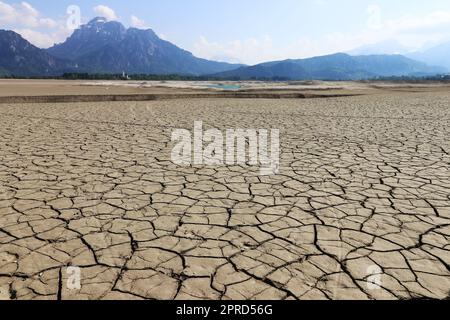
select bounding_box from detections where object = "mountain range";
[348,39,450,71]
[407,42,450,71]
[347,40,415,56]
[0,17,242,77]
[0,30,74,76]
[0,17,448,79]
[212,53,445,80]
[47,17,242,75]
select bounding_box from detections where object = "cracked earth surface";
[0,92,449,300]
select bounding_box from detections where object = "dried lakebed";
[0,92,449,300]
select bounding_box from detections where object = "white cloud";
[0,1,15,20]
[130,15,147,29]
[194,35,277,64]
[20,1,38,17]
[193,34,360,65]
[93,5,117,21]
[13,28,70,48]
[0,1,57,28]
[0,1,68,48]
[194,7,450,64]
[358,7,450,49]
[365,6,450,34]
[384,11,450,32]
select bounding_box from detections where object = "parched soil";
[0,92,449,300]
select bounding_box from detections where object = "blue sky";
[2,0,450,64]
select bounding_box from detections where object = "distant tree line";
[0,73,224,81]
[60,73,227,81]
[0,73,327,81]
[1,72,450,82]
[370,74,450,82]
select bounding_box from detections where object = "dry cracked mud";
[0,91,449,300]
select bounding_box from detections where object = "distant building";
[121,71,131,80]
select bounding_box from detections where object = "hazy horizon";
[2,0,450,64]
